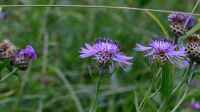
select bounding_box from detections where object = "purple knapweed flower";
[168,12,195,28]
[191,102,200,110]
[168,12,195,38]
[135,38,188,68]
[80,38,133,70]
[11,45,37,70]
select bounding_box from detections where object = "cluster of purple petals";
[135,38,189,68]
[80,38,132,70]
[11,45,37,70]
[16,45,37,60]
[80,13,196,71]
[191,102,200,110]
[168,12,195,28]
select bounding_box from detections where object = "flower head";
[135,38,188,67]
[168,12,195,37]
[0,39,16,59]
[80,38,133,70]
[168,12,195,28]
[18,45,37,60]
[11,45,37,70]
[185,34,200,63]
[191,102,200,110]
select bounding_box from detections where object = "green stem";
[89,75,103,112]
[0,68,17,82]
[54,68,84,112]
[170,86,189,112]
[159,64,193,112]
[160,64,173,99]
[134,92,141,112]
[13,74,23,111]
[145,11,169,38]
[139,67,162,110]
[171,65,191,95]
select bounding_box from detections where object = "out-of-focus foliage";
[0,0,199,112]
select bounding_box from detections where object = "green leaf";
[160,64,173,98]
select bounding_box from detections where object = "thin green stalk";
[145,11,169,38]
[170,86,189,112]
[179,0,200,42]
[171,65,191,95]
[139,67,162,110]
[169,66,193,112]
[134,92,141,112]
[89,75,103,112]
[187,62,197,85]
[0,5,200,16]
[160,64,173,99]
[159,64,193,112]
[0,68,17,82]
[41,1,52,75]
[13,65,31,111]
[54,68,84,112]
[37,98,43,112]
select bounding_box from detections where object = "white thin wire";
[0,4,200,16]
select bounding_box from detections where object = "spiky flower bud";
[185,34,200,63]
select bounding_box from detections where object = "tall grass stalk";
[89,70,103,112]
[146,11,169,38]
[54,67,84,112]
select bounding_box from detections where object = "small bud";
[11,45,37,70]
[168,12,195,37]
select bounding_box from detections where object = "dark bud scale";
[170,23,187,37]
[0,40,16,59]
[11,55,29,70]
[185,34,200,63]
[11,45,36,70]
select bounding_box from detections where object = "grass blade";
[146,11,169,38]
[53,67,84,112]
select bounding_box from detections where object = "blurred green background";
[0,0,199,112]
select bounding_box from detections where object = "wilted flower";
[185,34,200,63]
[191,102,200,110]
[135,38,188,67]
[80,38,133,70]
[0,39,16,59]
[11,45,37,70]
[168,12,195,37]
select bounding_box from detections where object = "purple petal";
[113,53,133,66]
[191,102,200,110]
[25,45,37,60]
[167,47,186,57]
[134,44,152,52]
[18,45,37,60]
[80,43,97,58]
